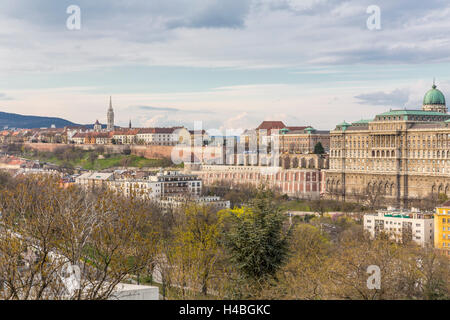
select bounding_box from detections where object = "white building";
[112,129,138,145]
[153,170,202,197]
[364,209,434,247]
[75,170,202,199]
[158,195,230,211]
[75,172,115,189]
[109,179,161,199]
[71,133,86,144]
[136,127,190,146]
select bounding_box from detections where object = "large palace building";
[326,84,450,206]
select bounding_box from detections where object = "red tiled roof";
[189,130,206,135]
[441,200,450,207]
[256,121,286,130]
[137,127,177,134]
[73,133,87,138]
[91,133,110,138]
[137,128,155,134]
[113,129,139,136]
[154,128,176,134]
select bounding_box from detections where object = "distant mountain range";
[0,111,83,129]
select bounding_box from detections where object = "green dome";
[423,84,445,105]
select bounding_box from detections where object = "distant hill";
[0,111,80,129]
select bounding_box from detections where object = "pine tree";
[223,188,290,281]
[314,142,325,154]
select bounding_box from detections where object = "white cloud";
[2,0,450,74]
[1,0,450,130]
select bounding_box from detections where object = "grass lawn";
[280,199,312,212]
[81,155,169,170]
[21,150,177,170]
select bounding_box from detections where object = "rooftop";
[77,172,114,180]
[256,121,286,130]
[423,84,446,105]
[377,109,448,117]
[352,119,372,124]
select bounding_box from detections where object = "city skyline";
[2,1,450,130]
[0,0,449,305]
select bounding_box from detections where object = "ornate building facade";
[325,84,450,206]
[190,164,325,199]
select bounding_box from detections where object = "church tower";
[107,96,114,131]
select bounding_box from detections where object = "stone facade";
[190,164,325,199]
[280,154,329,170]
[325,87,450,206]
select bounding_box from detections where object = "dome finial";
[433,78,436,89]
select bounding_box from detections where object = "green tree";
[313,142,325,154]
[264,223,331,299]
[438,193,448,204]
[172,205,222,297]
[222,188,290,282]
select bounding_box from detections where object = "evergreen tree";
[222,188,290,281]
[314,142,325,154]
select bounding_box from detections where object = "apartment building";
[364,209,434,246]
[112,129,139,145]
[74,170,203,199]
[75,172,114,189]
[153,170,202,197]
[158,195,230,211]
[136,127,190,146]
[109,179,162,199]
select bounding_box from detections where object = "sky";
[1,0,450,132]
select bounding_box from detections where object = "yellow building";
[435,200,450,256]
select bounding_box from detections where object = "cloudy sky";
[1,0,450,132]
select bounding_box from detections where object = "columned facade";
[325,85,450,206]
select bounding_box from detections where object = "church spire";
[129,119,132,129]
[107,96,115,131]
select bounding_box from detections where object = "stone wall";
[131,145,174,159]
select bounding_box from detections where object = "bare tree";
[0,175,158,300]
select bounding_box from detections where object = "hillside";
[0,111,79,129]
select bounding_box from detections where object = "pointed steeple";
[129,119,132,129]
[107,96,115,131]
